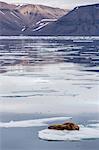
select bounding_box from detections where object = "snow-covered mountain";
[33,4,99,36]
[0,1,68,35]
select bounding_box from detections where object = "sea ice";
[0,117,71,128]
[38,123,99,141]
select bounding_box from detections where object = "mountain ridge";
[33,3,99,36]
[0,1,68,35]
[0,2,99,36]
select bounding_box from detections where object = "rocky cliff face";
[1,2,98,36]
[33,4,99,36]
[0,1,67,35]
[0,1,16,9]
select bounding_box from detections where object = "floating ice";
[38,123,99,141]
[87,123,99,128]
[0,117,71,128]
[0,75,50,97]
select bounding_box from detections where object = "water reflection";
[0,36,99,73]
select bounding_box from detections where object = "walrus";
[63,122,80,130]
[48,122,80,130]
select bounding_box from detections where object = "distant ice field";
[0,36,99,115]
[0,63,99,114]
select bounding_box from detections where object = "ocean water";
[0,36,99,149]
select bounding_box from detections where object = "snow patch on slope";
[33,23,49,31]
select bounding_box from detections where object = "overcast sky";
[1,0,99,8]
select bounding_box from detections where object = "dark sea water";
[0,36,99,150]
[0,36,99,67]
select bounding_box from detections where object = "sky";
[1,0,99,9]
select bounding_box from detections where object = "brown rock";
[48,122,80,131]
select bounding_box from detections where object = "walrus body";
[48,122,80,131]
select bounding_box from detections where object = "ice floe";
[38,123,99,141]
[0,117,71,128]
[87,123,99,128]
